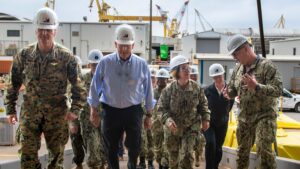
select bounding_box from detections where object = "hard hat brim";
[227,40,248,55]
[116,40,134,45]
[156,76,170,78]
[36,24,58,30]
[209,71,225,77]
[170,61,189,71]
[88,60,100,64]
[228,48,238,55]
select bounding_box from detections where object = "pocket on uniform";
[23,61,36,79]
[256,119,276,143]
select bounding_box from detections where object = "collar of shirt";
[32,42,57,61]
[116,52,133,65]
[175,80,194,91]
[214,83,226,96]
[243,55,261,74]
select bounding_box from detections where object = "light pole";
[149,0,153,64]
[256,0,266,58]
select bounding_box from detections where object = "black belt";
[101,102,141,111]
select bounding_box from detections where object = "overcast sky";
[1,0,300,36]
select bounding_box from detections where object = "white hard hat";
[74,55,83,65]
[88,49,103,63]
[115,24,135,45]
[169,55,189,71]
[209,63,225,77]
[227,34,248,55]
[150,68,157,77]
[190,66,198,75]
[34,7,58,30]
[156,68,170,78]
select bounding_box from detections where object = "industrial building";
[0,19,151,64]
[181,28,300,59]
[195,54,300,90]
[270,38,300,55]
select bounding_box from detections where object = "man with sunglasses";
[88,24,153,169]
[223,34,282,169]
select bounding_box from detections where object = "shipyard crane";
[156,0,190,38]
[44,0,55,10]
[155,4,169,37]
[274,14,285,29]
[89,0,166,23]
[194,8,213,32]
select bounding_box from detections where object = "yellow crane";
[156,0,190,38]
[44,0,55,10]
[274,14,285,29]
[89,0,166,23]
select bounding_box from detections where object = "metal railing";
[0,40,29,56]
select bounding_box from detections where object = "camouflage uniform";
[194,132,205,163]
[5,43,85,169]
[139,105,155,167]
[152,87,168,166]
[227,57,282,169]
[158,80,210,169]
[81,70,106,168]
[68,64,86,167]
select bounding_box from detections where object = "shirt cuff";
[202,114,210,121]
[87,97,100,108]
[70,106,82,116]
[166,117,175,126]
[6,105,17,115]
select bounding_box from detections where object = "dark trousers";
[70,124,86,165]
[101,103,143,169]
[204,123,228,169]
[118,132,125,157]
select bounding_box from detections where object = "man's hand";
[201,120,210,132]
[166,119,177,134]
[69,123,78,134]
[242,73,257,90]
[64,112,78,121]
[90,108,100,127]
[7,114,18,124]
[221,86,231,100]
[144,116,152,130]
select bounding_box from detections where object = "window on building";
[7,30,20,37]
[293,48,296,55]
[272,48,275,55]
[72,31,79,37]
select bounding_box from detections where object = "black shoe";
[148,160,154,169]
[161,166,169,169]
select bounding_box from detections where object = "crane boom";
[274,14,285,29]
[45,0,55,10]
[174,0,189,31]
[156,0,190,38]
[90,0,166,23]
[195,8,213,32]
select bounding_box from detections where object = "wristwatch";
[255,84,261,91]
[145,113,152,118]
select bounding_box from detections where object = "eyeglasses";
[232,42,249,57]
[180,66,191,72]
